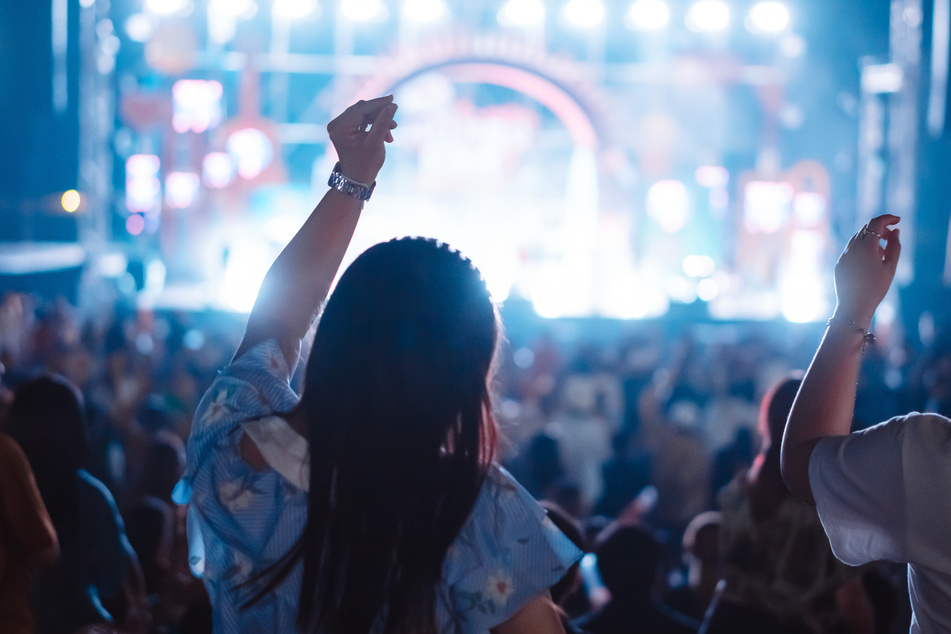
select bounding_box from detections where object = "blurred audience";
[0,287,939,631]
[701,376,871,634]
[8,375,148,634]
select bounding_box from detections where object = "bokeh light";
[497,0,545,27]
[746,1,790,34]
[61,190,81,213]
[686,0,730,32]
[562,0,605,28]
[624,0,669,30]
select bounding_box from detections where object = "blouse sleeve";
[810,412,951,572]
[442,465,583,631]
[174,338,298,505]
[809,414,911,566]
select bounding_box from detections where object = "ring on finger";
[861,226,883,239]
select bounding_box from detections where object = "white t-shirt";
[810,412,951,633]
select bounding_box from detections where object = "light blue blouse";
[174,339,582,633]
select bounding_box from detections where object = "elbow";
[780,439,818,506]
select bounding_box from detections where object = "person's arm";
[490,593,566,634]
[234,96,398,371]
[781,214,901,504]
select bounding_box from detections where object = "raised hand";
[833,213,901,327]
[327,95,399,186]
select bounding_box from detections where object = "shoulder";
[813,412,951,463]
[441,465,583,630]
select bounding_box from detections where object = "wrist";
[831,304,875,330]
[328,162,375,202]
[336,159,378,187]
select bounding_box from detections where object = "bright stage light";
[172,79,223,133]
[340,0,388,22]
[746,1,789,34]
[498,0,545,27]
[793,192,827,227]
[686,0,729,32]
[221,247,270,312]
[625,0,669,30]
[781,276,827,322]
[202,152,235,188]
[165,172,200,208]
[145,0,189,15]
[695,165,729,188]
[226,128,274,180]
[210,0,255,18]
[126,154,161,213]
[403,0,447,23]
[682,254,715,278]
[61,190,81,213]
[274,0,319,18]
[697,278,720,301]
[743,181,793,233]
[563,0,605,28]
[125,13,156,42]
[646,179,690,233]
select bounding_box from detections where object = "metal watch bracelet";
[327,162,376,202]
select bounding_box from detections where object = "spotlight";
[402,0,447,23]
[172,79,223,133]
[746,1,789,33]
[686,0,729,32]
[202,152,235,189]
[125,13,156,42]
[562,0,605,28]
[274,0,319,18]
[646,179,690,233]
[126,154,161,213]
[340,0,388,22]
[497,0,545,27]
[61,190,81,213]
[226,128,274,180]
[746,1,789,34]
[165,172,200,209]
[625,0,669,30]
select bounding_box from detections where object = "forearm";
[236,96,397,366]
[249,189,361,334]
[781,317,868,504]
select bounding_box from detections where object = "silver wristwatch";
[327,162,376,201]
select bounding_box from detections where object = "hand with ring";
[833,213,901,327]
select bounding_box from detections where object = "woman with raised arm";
[174,96,581,634]
[780,214,951,632]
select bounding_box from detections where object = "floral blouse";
[174,339,582,633]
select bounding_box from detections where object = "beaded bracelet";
[827,316,876,352]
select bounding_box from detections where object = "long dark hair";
[8,375,90,545]
[257,238,500,633]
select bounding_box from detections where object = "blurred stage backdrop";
[4,0,951,328]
